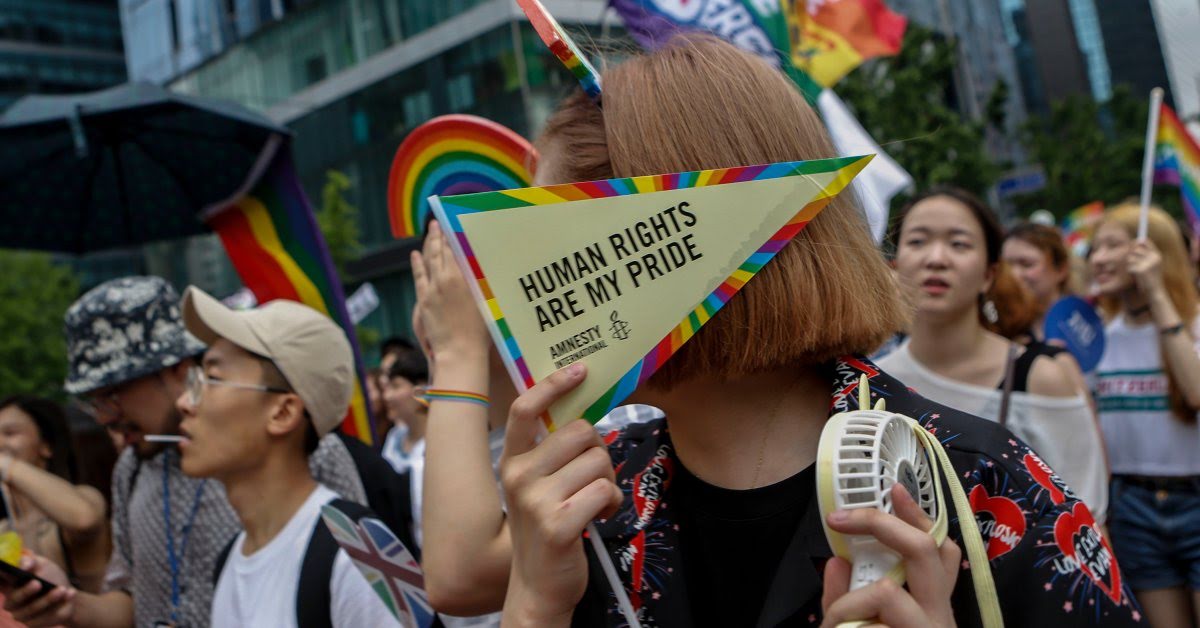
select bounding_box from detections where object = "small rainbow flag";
[207,149,375,444]
[1062,200,1104,255]
[1155,104,1200,230]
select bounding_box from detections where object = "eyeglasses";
[186,365,290,406]
[78,391,121,421]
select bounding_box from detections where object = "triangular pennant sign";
[431,155,873,430]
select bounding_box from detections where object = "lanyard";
[162,449,206,626]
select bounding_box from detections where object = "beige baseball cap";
[180,286,353,437]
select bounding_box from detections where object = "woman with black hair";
[0,396,110,593]
[880,188,1108,524]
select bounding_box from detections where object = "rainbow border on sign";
[434,155,872,428]
[516,0,602,100]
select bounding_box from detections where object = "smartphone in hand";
[0,559,57,600]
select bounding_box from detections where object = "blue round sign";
[1043,296,1106,372]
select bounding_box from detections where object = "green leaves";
[317,169,363,282]
[836,26,1003,213]
[1013,85,1181,220]
[0,252,79,399]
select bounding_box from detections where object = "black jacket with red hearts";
[572,357,1142,627]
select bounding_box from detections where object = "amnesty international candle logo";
[431,155,873,430]
[610,311,631,341]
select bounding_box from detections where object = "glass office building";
[120,0,613,343]
[0,0,126,109]
[889,0,1028,164]
[1,0,137,290]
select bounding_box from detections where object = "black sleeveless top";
[999,341,1068,393]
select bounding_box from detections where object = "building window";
[446,74,475,111]
[402,90,432,130]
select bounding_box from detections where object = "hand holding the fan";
[820,484,961,628]
[499,364,625,628]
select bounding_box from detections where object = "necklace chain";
[750,381,797,488]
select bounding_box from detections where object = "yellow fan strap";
[909,419,1004,628]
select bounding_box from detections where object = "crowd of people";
[0,33,1196,627]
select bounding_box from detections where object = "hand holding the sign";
[500,364,624,627]
[820,486,960,628]
[412,221,491,365]
[1127,238,1166,299]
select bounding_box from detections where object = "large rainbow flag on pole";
[1155,103,1200,230]
[206,148,375,444]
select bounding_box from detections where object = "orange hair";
[537,35,906,389]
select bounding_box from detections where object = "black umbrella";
[0,82,289,254]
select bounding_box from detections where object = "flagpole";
[1138,87,1165,241]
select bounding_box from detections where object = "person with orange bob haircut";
[481,35,1141,627]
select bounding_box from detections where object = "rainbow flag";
[1155,104,1200,230]
[788,0,907,88]
[207,150,375,444]
[1062,201,1104,255]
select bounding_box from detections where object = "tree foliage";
[1012,85,1180,219]
[317,169,363,283]
[837,25,1004,206]
[0,252,80,399]
[314,170,379,351]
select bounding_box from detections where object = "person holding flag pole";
[1089,89,1200,628]
[480,29,1140,627]
[400,2,1138,625]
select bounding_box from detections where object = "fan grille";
[832,412,937,519]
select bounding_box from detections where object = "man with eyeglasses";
[4,276,368,628]
[174,286,400,626]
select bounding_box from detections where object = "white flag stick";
[1138,88,1165,241]
[535,421,642,628]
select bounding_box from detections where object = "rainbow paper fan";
[387,115,538,239]
[516,0,602,100]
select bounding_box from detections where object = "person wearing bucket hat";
[175,287,402,627]
[64,276,205,456]
[3,277,369,628]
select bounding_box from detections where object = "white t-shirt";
[408,438,427,548]
[880,343,1109,523]
[1094,315,1200,476]
[211,484,402,628]
[382,424,414,473]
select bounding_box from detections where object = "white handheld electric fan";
[816,376,1005,628]
[817,397,939,589]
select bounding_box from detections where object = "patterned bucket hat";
[63,276,206,395]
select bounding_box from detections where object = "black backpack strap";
[212,534,238,586]
[296,498,374,628]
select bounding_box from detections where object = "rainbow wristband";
[417,388,490,408]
